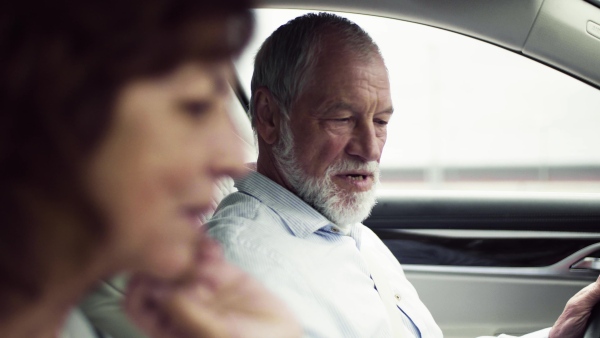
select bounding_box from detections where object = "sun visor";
[523,0,600,88]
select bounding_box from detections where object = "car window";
[235,9,600,193]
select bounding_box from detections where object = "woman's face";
[86,61,244,278]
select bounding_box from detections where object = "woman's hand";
[125,233,301,338]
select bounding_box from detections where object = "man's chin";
[338,188,376,205]
[323,190,377,226]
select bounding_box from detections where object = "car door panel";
[407,270,588,337]
[365,194,600,338]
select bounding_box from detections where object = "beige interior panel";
[406,270,590,338]
[260,0,543,51]
[523,0,600,87]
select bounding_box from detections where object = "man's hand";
[125,232,302,338]
[549,275,600,338]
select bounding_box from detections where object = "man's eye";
[333,118,351,123]
[374,119,388,126]
[179,100,211,117]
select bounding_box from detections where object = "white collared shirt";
[207,170,441,338]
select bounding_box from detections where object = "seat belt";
[361,246,413,338]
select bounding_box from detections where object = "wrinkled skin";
[549,275,600,338]
[125,231,302,338]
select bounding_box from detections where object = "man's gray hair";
[249,12,382,130]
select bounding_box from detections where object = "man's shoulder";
[359,223,381,241]
[206,191,260,236]
[209,190,262,222]
[206,190,290,247]
[206,192,301,278]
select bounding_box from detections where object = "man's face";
[277,46,393,225]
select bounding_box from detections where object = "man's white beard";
[273,119,379,227]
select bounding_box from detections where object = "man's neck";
[256,151,296,195]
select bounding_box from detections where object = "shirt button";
[331,227,340,233]
[394,293,401,301]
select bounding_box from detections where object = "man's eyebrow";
[320,102,355,115]
[377,107,394,115]
[321,103,394,116]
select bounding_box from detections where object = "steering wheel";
[584,303,600,338]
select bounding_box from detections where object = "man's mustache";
[328,160,379,176]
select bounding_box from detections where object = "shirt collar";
[234,170,332,238]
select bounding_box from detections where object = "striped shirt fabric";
[206,170,442,338]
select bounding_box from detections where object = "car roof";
[259,0,600,89]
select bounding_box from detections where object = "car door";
[365,192,600,337]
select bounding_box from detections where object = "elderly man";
[206,12,600,338]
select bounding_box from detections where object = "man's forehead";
[302,58,392,108]
[307,45,389,85]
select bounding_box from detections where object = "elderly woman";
[0,1,299,337]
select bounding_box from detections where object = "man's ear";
[253,88,281,145]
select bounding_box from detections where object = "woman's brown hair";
[0,0,253,317]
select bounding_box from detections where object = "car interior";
[222,1,600,337]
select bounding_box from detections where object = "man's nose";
[346,122,382,162]
[210,112,246,178]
